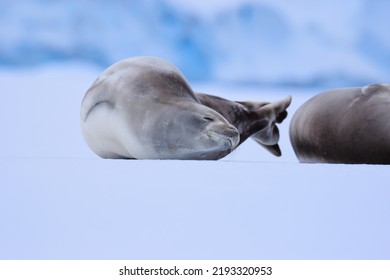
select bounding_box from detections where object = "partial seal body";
[196,93,291,156]
[290,84,390,164]
[81,56,291,160]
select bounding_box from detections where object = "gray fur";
[290,83,390,164]
[81,56,291,160]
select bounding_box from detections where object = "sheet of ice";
[1,65,389,259]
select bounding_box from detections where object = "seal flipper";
[249,96,291,156]
[196,92,291,157]
[255,142,281,157]
[361,83,390,95]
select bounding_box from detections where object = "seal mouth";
[208,126,240,151]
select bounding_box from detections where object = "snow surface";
[1,65,390,259]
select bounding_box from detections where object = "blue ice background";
[1,0,389,86]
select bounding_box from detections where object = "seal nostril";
[225,127,239,138]
[227,138,233,149]
[223,127,240,147]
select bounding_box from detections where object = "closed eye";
[203,116,215,122]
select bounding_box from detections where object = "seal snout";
[207,123,240,150]
[223,126,240,149]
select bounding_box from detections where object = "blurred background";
[1,0,389,87]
